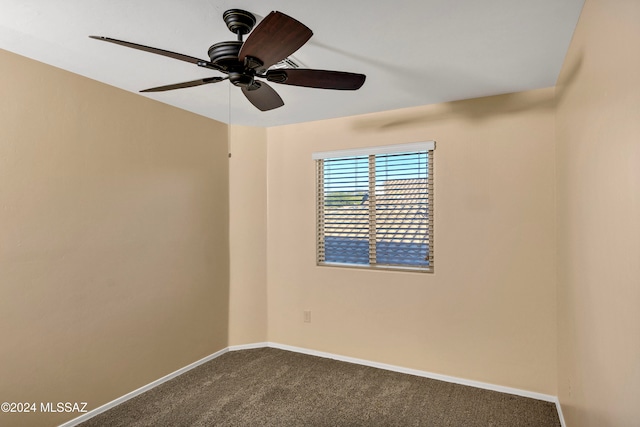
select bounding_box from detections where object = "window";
[313,142,435,272]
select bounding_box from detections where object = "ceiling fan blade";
[140,77,227,93]
[266,69,366,90]
[241,81,284,111]
[89,36,216,68]
[239,11,313,70]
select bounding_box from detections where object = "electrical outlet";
[303,310,311,323]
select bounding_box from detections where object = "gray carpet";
[80,348,561,426]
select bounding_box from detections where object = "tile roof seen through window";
[323,179,430,266]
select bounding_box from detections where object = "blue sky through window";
[324,152,428,193]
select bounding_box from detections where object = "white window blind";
[314,142,435,272]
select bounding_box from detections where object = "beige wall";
[229,125,268,345]
[266,88,558,395]
[0,49,229,427]
[555,0,640,425]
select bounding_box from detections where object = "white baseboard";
[261,342,558,403]
[555,398,567,427]
[58,347,229,427]
[228,342,270,351]
[61,341,565,426]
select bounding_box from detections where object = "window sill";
[317,262,433,274]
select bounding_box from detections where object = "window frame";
[313,141,435,273]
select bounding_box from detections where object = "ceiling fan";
[90,9,366,111]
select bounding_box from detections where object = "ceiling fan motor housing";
[207,41,242,67]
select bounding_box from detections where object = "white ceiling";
[0,0,584,127]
